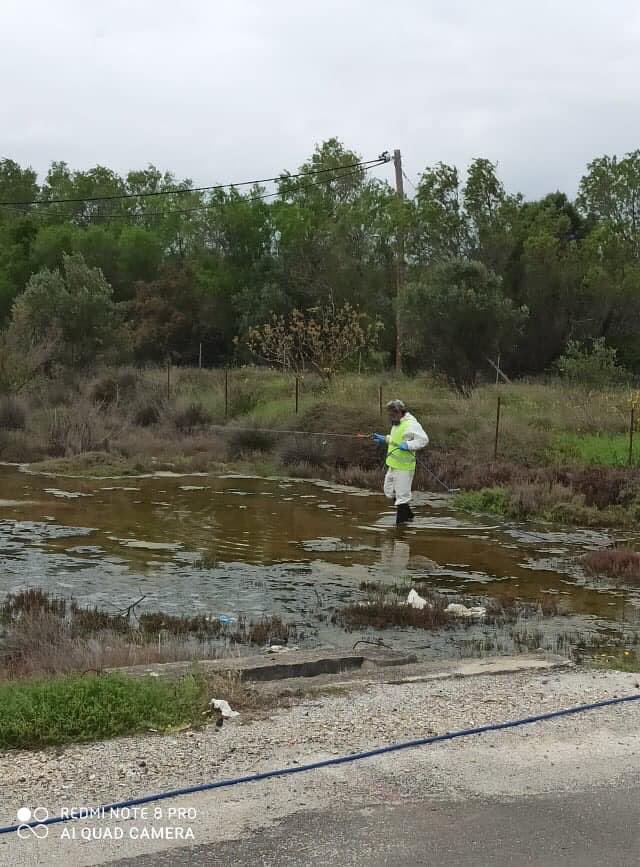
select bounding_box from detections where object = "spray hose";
[2,692,639,836]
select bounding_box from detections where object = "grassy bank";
[454,485,640,528]
[0,666,269,750]
[2,365,640,525]
[0,589,298,680]
[0,673,207,750]
[592,652,640,674]
[0,590,290,749]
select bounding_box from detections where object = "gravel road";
[3,665,640,866]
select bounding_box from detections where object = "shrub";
[454,459,525,490]
[229,380,262,416]
[555,338,628,386]
[0,397,26,431]
[46,403,101,456]
[455,487,510,516]
[226,427,276,454]
[507,482,579,521]
[41,379,76,407]
[175,403,212,434]
[133,401,161,427]
[545,501,621,527]
[299,402,380,436]
[582,548,640,583]
[91,371,138,406]
[334,595,450,630]
[279,436,328,468]
[328,436,382,470]
[279,460,319,478]
[334,466,382,488]
[246,302,382,380]
[556,467,635,509]
[455,483,582,521]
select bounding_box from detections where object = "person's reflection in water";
[378,538,411,579]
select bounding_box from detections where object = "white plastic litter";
[209,699,239,719]
[445,603,487,618]
[406,589,429,610]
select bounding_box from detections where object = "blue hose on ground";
[2,692,639,836]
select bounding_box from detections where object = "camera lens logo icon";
[17,807,50,839]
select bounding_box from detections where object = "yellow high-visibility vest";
[386,416,416,470]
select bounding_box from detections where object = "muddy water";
[1,465,638,655]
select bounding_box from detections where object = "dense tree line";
[1,138,639,387]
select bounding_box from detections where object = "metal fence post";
[379,385,383,416]
[493,396,501,460]
[166,360,171,400]
[630,407,635,466]
[224,369,229,418]
[295,376,299,414]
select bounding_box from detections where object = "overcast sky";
[2,0,639,199]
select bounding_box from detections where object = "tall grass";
[0,589,297,679]
[551,433,639,467]
[4,364,640,490]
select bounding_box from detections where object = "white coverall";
[383,413,429,506]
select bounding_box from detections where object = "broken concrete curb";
[108,650,571,688]
[107,647,418,683]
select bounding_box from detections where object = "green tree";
[577,153,640,369]
[500,193,591,374]
[403,260,528,391]
[72,225,121,290]
[0,214,39,322]
[0,159,38,211]
[117,225,164,292]
[409,162,467,265]
[130,263,226,364]
[8,253,123,367]
[578,151,640,255]
[31,223,76,270]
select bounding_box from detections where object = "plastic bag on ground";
[406,589,430,610]
[210,699,240,719]
[445,602,486,618]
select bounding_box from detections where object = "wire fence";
[159,364,640,468]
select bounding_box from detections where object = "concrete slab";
[383,653,573,685]
[107,647,418,683]
[255,653,573,696]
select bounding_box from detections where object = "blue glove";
[372,433,386,445]
[399,442,410,451]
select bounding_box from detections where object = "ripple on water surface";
[0,465,639,654]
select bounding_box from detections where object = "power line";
[1,161,388,223]
[0,155,390,207]
[92,163,387,221]
[402,169,417,192]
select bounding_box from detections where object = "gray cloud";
[2,0,639,197]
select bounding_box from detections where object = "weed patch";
[0,673,208,749]
[582,548,640,584]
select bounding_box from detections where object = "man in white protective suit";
[372,399,429,525]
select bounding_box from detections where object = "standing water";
[0,465,638,656]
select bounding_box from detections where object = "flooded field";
[1,464,638,658]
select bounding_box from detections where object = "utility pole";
[393,148,405,374]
